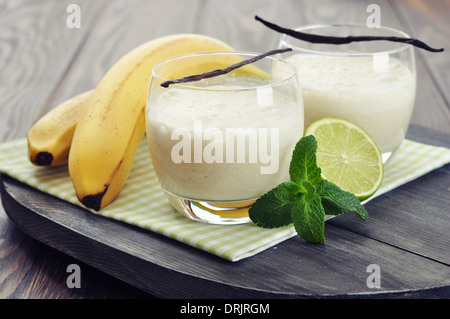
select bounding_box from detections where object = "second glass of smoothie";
[277,24,417,164]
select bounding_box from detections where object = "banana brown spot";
[35,151,53,166]
[81,186,108,211]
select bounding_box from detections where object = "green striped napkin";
[1,137,449,261]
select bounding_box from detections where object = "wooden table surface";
[0,0,449,299]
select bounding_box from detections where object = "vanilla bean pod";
[255,15,443,53]
[161,48,292,88]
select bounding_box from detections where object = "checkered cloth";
[0,137,449,261]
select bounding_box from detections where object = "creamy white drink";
[146,78,303,201]
[283,54,416,159]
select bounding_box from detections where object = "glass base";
[381,151,393,164]
[381,144,401,165]
[166,192,254,225]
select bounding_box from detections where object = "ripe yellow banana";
[27,90,93,167]
[69,33,234,211]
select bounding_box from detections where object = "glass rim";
[279,23,413,57]
[151,51,298,91]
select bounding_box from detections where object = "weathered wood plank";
[392,0,450,105]
[0,0,106,141]
[329,165,450,264]
[328,125,450,265]
[49,0,203,107]
[0,228,151,299]
[390,0,450,132]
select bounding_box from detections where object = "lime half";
[305,118,383,201]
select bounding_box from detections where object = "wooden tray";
[1,125,449,298]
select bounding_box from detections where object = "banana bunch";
[27,33,233,211]
[28,90,93,167]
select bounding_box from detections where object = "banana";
[80,109,146,211]
[27,90,93,167]
[69,34,234,211]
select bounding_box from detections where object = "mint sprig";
[249,135,369,243]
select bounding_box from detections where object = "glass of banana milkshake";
[146,52,303,224]
[277,24,416,164]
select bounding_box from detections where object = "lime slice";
[305,117,383,200]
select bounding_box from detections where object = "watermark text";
[170,120,280,174]
[66,4,81,29]
[66,264,81,288]
[366,4,381,28]
[366,263,381,288]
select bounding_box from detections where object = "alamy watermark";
[66,264,81,288]
[366,264,381,288]
[66,4,81,29]
[170,120,280,175]
[367,4,381,28]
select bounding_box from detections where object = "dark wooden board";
[1,125,450,298]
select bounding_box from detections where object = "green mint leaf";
[250,135,371,244]
[316,180,370,221]
[249,181,302,228]
[291,180,326,243]
[289,135,322,186]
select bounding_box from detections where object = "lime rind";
[305,117,383,201]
